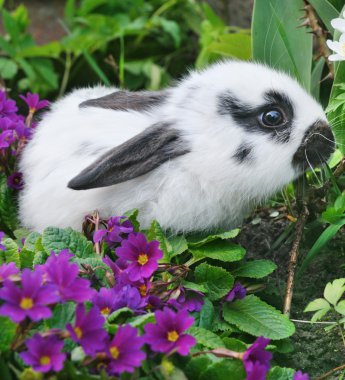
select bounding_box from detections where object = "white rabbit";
[19,60,334,233]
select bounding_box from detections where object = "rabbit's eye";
[259,109,285,127]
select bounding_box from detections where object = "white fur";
[19,61,328,232]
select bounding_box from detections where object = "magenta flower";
[41,250,95,303]
[144,307,196,355]
[0,231,5,250]
[94,216,134,248]
[116,233,163,281]
[113,284,147,313]
[20,92,49,113]
[7,172,24,190]
[225,282,247,302]
[0,130,14,149]
[242,337,272,380]
[106,325,146,375]
[294,371,310,380]
[66,304,108,356]
[0,91,18,116]
[20,334,66,373]
[169,288,205,312]
[0,262,19,281]
[0,269,59,323]
[93,287,118,317]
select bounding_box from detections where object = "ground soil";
[238,209,345,379]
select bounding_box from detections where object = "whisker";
[305,148,323,186]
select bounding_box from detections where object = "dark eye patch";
[233,143,253,164]
[217,90,294,143]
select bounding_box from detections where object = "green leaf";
[1,238,20,267]
[311,58,325,101]
[195,298,214,329]
[168,235,188,258]
[129,312,155,328]
[23,232,41,251]
[187,229,240,247]
[108,307,133,323]
[73,257,109,279]
[188,326,225,349]
[232,260,277,278]
[252,0,312,90]
[33,250,48,266]
[195,263,234,300]
[308,0,338,33]
[19,42,62,58]
[304,298,330,312]
[206,33,251,60]
[0,174,18,231]
[185,356,212,380]
[0,58,18,79]
[147,220,170,262]
[267,367,294,380]
[182,281,207,293]
[42,227,94,258]
[310,308,331,322]
[45,302,76,330]
[223,295,295,339]
[335,300,345,315]
[0,316,16,351]
[222,337,247,351]
[200,360,245,380]
[160,18,181,47]
[20,248,35,269]
[83,50,110,86]
[190,240,245,263]
[124,209,140,231]
[324,278,345,305]
[2,9,20,45]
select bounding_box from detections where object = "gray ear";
[79,90,169,112]
[68,122,190,190]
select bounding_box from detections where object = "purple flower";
[106,325,146,375]
[7,172,24,190]
[66,304,107,356]
[170,288,205,312]
[225,282,247,302]
[116,233,163,281]
[94,216,134,247]
[0,231,5,250]
[0,262,19,281]
[41,250,95,303]
[144,307,196,355]
[112,284,147,313]
[20,92,49,113]
[93,287,118,317]
[0,91,18,116]
[20,334,66,373]
[294,371,310,380]
[0,269,59,323]
[242,337,272,380]
[0,129,14,149]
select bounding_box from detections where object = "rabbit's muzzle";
[292,120,335,171]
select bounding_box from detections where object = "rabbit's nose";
[292,120,335,170]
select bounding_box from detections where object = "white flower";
[331,10,345,33]
[327,33,345,61]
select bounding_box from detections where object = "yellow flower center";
[74,326,83,339]
[20,297,34,310]
[167,330,179,342]
[110,346,120,359]
[40,356,51,366]
[101,307,111,316]
[139,284,147,296]
[137,253,148,266]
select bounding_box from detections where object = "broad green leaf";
[182,281,207,293]
[0,58,17,79]
[42,227,94,258]
[195,298,214,329]
[222,337,247,351]
[23,232,41,251]
[0,174,18,231]
[195,263,234,300]
[308,0,338,33]
[1,238,20,267]
[45,302,76,330]
[33,250,48,266]
[299,219,345,274]
[324,278,345,305]
[252,0,312,90]
[31,58,59,90]
[19,42,62,58]
[185,356,213,380]
[310,308,331,322]
[304,298,330,312]
[232,260,277,278]
[160,18,181,47]
[187,229,240,247]
[200,360,245,380]
[147,220,171,262]
[190,240,245,263]
[124,208,140,231]
[20,248,35,269]
[83,50,110,86]
[335,300,345,315]
[2,9,20,45]
[223,295,295,339]
[108,307,133,323]
[129,312,155,328]
[267,367,294,380]
[0,316,16,351]
[188,326,224,349]
[168,235,188,258]
[311,58,325,101]
[73,257,109,280]
[206,33,251,60]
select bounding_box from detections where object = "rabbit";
[19,60,335,233]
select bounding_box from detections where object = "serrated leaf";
[194,298,214,329]
[124,208,140,231]
[223,295,295,340]
[24,232,41,251]
[168,235,188,258]
[0,316,16,351]
[187,229,240,247]
[147,220,170,262]
[42,227,94,258]
[232,260,277,278]
[185,356,212,380]
[195,263,234,300]
[0,174,18,231]
[20,248,35,269]
[267,367,294,380]
[200,360,245,380]
[1,238,20,267]
[73,257,109,280]
[324,278,345,305]
[188,326,225,349]
[304,298,330,312]
[33,250,48,266]
[182,281,207,293]
[190,240,245,263]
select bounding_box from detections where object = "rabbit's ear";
[68,122,189,190]
[79,90,168,112]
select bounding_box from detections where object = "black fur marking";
[233,143,253,163]
[292,120,335,171]
[79,90,169,112]
[68,122,190,190]
[217,90,294,143]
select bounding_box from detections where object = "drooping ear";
[67,122,190,190]
[79,90,169,112]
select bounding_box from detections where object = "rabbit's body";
[19,61,334,232]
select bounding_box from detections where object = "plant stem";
[316,364,345,380]
[58,52,72,98]
[290,319,337,325]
